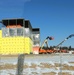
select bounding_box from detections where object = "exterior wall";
[24,37,33,54]
[1,37,24,54]
[33,46,39,54]
[32,28,40,54]
[0,30,33,54]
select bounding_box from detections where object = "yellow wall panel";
[0,30,33,54]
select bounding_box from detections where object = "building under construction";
[0,18,40,54]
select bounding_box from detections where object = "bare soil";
[0,54,74,75]
[58,72,72,75]
[0,64,17,70]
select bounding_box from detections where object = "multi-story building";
[0,18,39,54]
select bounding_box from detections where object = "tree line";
[42,46,74,51]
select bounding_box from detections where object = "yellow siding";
[24,38,33,54]
[0,35,33,54]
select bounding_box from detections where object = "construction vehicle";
[39,36,54,54]
[39,34,74,54]
[55,34,74,53]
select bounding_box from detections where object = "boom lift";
[55,34,74,53]
[39,34,74,54]
[56,34,74,47]
[39,36,54,54]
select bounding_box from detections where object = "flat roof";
[2,18,24,26]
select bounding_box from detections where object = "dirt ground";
[0,62,74,75]
[0,54,74,75]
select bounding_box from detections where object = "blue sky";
[0,0,74,47]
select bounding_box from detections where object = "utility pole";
[16,54,25,75]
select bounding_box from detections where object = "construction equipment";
[56,34,74,47]
[39,36,54,54]
[55,34,74,53]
